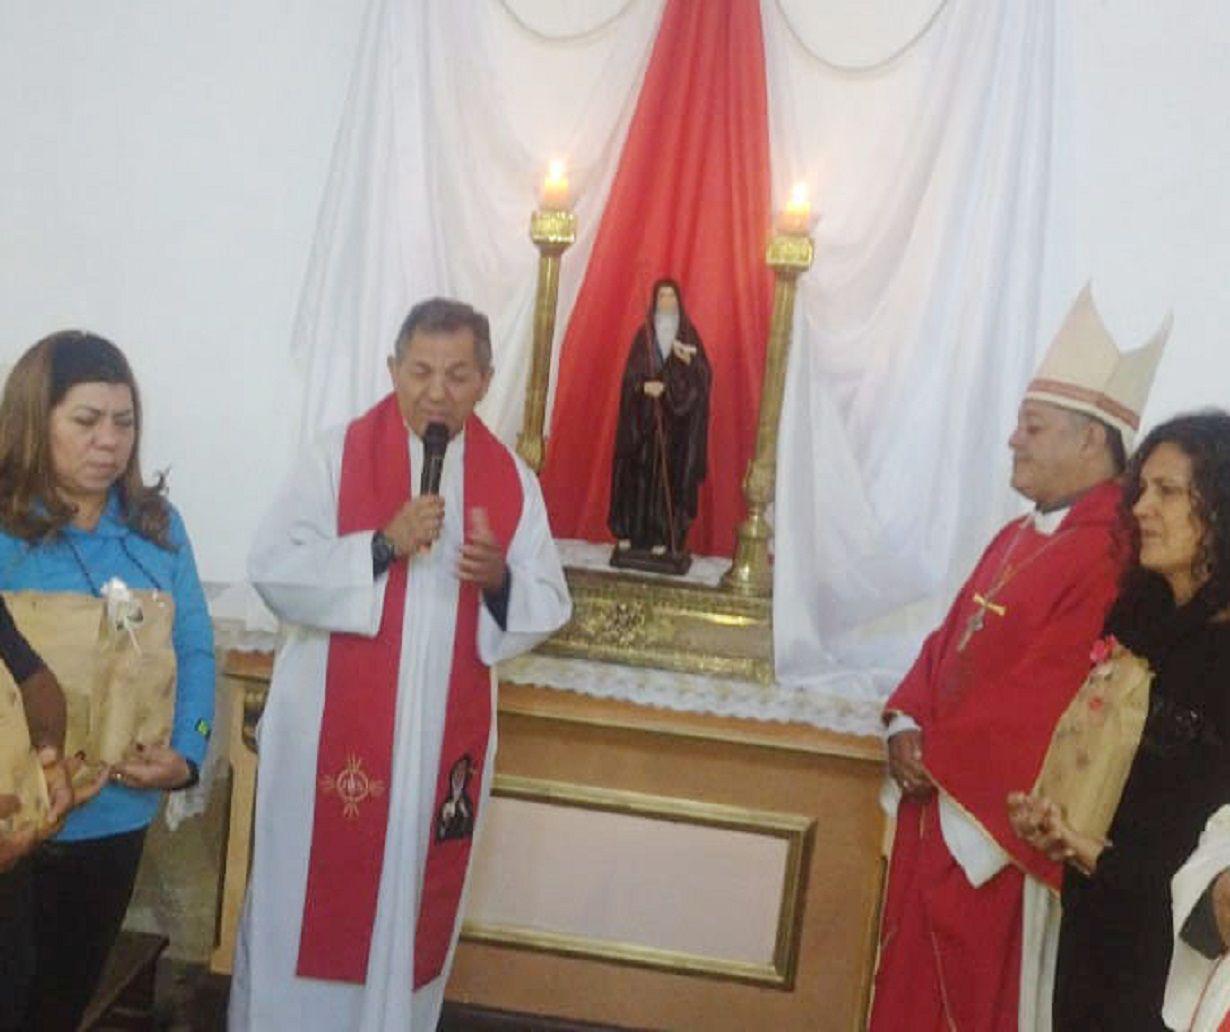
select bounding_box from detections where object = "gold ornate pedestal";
[534,567,773,684]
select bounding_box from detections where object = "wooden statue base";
[609,545,692,576]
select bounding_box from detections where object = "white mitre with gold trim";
[1024,284,1171,449]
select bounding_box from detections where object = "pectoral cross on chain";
[956,592,1008,652]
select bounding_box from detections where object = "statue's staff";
[640,303,679,555]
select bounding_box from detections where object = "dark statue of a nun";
[608,278,711,574]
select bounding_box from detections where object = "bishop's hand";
[887,729,933,797]
[671,340,696,365]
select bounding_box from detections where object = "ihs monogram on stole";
[319,753,386,819]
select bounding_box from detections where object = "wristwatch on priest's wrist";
[372,530,397,577]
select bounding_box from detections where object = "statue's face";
[655,285,679,315]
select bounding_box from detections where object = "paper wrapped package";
[0,587,176,782]
[1033,642,1152,843]
[0,679,49,837]
[94,581,177,764]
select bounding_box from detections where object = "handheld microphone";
[420,422,450,496]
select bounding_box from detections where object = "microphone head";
[423,422,450,455]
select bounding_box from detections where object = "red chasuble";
[296,394,522,989]
[870,480,1124,1031]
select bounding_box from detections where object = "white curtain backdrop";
[290,0,1063,734]
[292,0,664,442]
[766,0,1060,712]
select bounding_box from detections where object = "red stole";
[296,394,522,988]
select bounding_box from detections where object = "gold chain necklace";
[955,515,1075,652]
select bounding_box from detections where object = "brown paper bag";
[0,593,106,763]
[0,680,49,837]
[95,591,177,763]
[1,590,176,776]
[1033,642,1152,843]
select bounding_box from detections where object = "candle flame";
[788,182,809,210]
[548,159,566,182]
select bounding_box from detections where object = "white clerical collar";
[1029,505,1070,536]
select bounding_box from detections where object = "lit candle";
[540,160,571,211]
[776,182,811,235]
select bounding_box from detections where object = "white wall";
[0,0,367,583]
[1045,0,1230,431]
[1,0,1228,584]
[790,0,1230,438]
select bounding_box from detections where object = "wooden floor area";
[141,961,643,1031]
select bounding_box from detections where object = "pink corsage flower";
[1089,634,1119,667]
[1088,634,1119,679]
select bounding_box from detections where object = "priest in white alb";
[1165,805,1230,1031]
[228,297,572,1031]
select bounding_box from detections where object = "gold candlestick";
[517,208,577,472]
[721,232,814,596]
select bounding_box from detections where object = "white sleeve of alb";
[884,712,922,740]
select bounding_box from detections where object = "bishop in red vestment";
[870,285,1169,1030]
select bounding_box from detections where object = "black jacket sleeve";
[0,596,45,684]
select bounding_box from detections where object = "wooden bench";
[80,929,168,1031]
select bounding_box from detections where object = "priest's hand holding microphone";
[380,494,445,558]
[377,422,508,592]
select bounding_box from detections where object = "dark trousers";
[0,827,146,1032]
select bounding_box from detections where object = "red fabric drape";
[540,0,772,557]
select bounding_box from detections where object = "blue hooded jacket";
[0,489,215,840]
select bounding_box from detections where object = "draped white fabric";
[292,0,1063,731]
[292,0,664,441]
[766,0,1060,701]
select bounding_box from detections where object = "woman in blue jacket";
[0,331,215,1031]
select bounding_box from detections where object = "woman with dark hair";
[1010,409,1230,1029]
[0,331,215,1031]
[608,278,711,566]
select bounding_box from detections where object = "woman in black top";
[1011,410,1230,1030]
